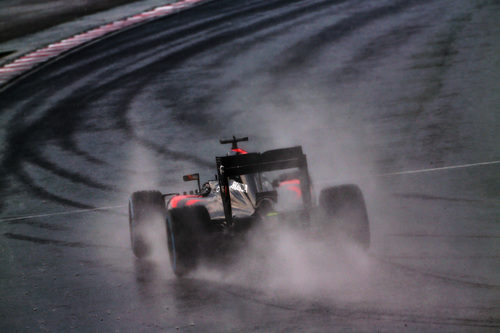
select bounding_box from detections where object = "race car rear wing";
[216,146,312,225]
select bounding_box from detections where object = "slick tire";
[319,184,370,250]
[129,190,166,258]
[166,206,210,277]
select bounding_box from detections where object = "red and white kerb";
[0,0,209,87]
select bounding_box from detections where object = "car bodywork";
[166,143,311,224]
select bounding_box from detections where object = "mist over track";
[0,0,499,331]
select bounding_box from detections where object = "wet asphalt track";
[1,0,500,331]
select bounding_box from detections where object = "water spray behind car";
[128,136,372,291]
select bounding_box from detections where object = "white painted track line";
[378,160,500,177]
[1,160,498,223]
[0,205,126,223]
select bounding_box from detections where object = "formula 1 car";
[129,137,370,276]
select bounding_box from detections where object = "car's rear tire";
[166,206,211,277]
[319,184,370,250]
[129,190,166,258]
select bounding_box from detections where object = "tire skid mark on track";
[117,80,214,168]
[175,0,428,105]
[392,192,483,203]
[6,219,69,231]
[220,286,299,312]
[200,278,500,329]
[3,88,127,208]
[199,0,359,76]
[56,137,109,166]
[271,0,434,75]
[303,304,500,329]
[374,254,500,290]
[331,23,426,84]
[4,232,87,248]
[205,3,433,95]
[180,278,304,314]
[2,144,109,210]
[24,153,115,191]
[13,166,94,209]
[3,95,124,188]
[394,11,479,166]
[3,232,127,249]
[109,79,214,168]
[3,150,115,209]
[1,89,111,210]
[349,311,500,329]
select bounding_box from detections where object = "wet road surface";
[1,0,499,331]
